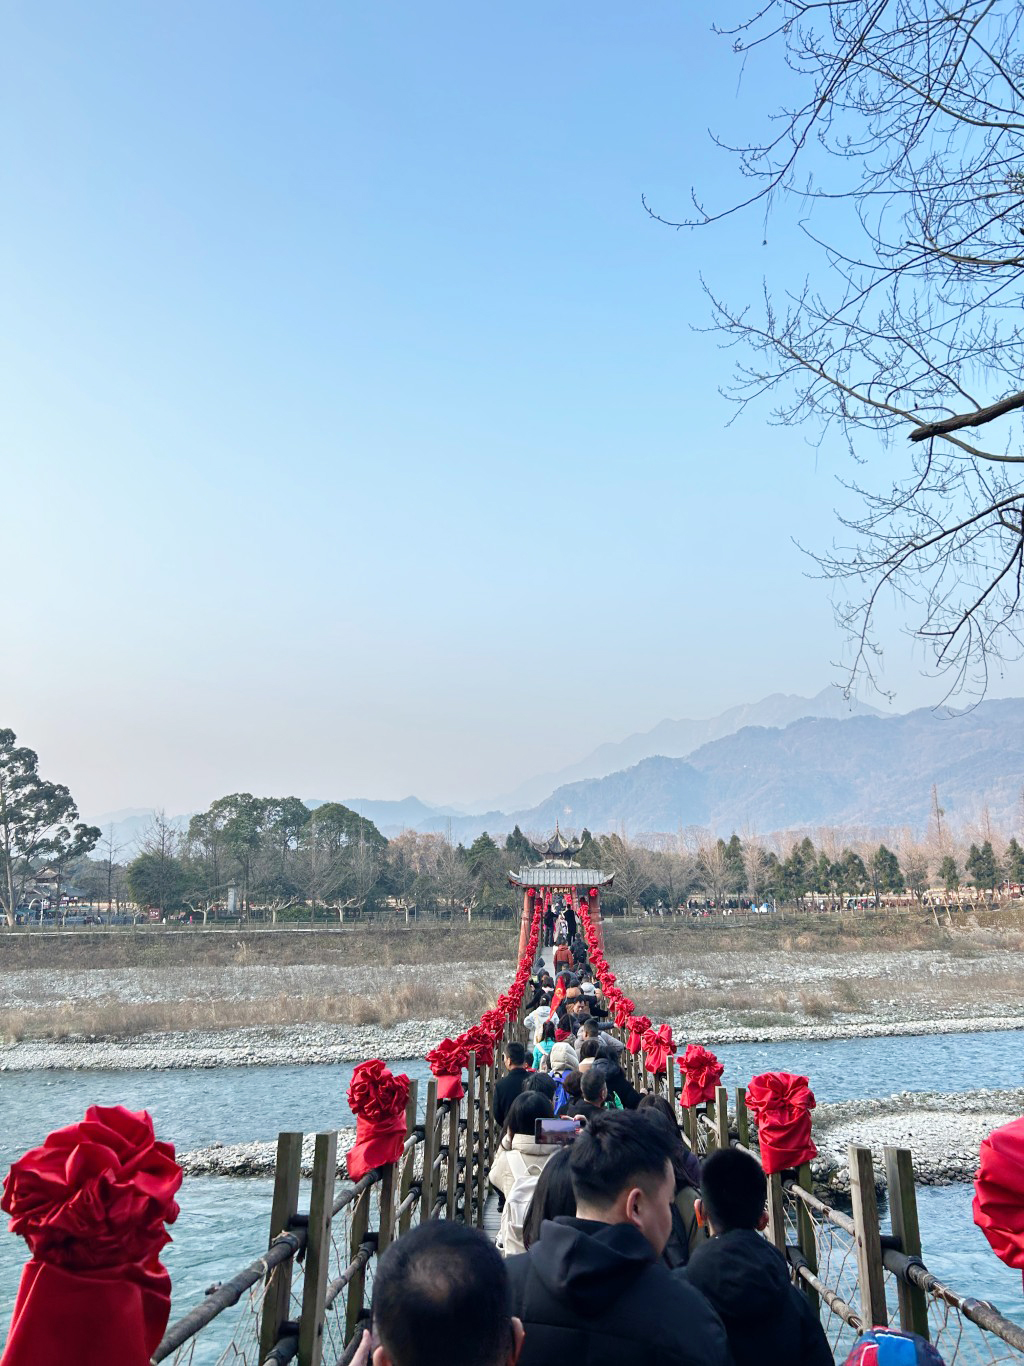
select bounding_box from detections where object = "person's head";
[502,1090,553,1144]
[559,1069,583,1104]
[637,1094,680,1133]
[523,1072,556,1102]
[569,1110,676,1256]
[539,972,553,987]
[504,1041,526,1070]
[371,1220,523,1366]
[581,1018,601,1040]
[569,999,590,1020]
[549,1041,579,1074]
[697,1147,769,1235]
[556,935,566,945]
[538,1020,556,1043]
[577,1037,601,1061]
[580,1065,608,1107]
[522,1146,576,1249]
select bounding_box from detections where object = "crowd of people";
[349,947,948,1366]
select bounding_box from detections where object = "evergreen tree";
[870,844,905,895]
[938,854,960,892]
[1004,838,1024,885]
[966,840,999,891]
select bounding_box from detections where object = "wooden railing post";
[705,1097,718,1151]
[850,1143,888,1329]
[766,1171,787,1253]
[259,1131,303,1362]
[795,1163,820,1311]
[465,1052,477,1223]
[475,1059,487,1228]
[299,1131,337,1366]
[735,1086,750,1148]
[345,1180,370,1339]
[714,1085,730,1149]
[884,1145,929,1339]
[666,1059,677,1109]
[398,1080,419,1236]
[445,1095,460,1221]
[420,1079,438,1222]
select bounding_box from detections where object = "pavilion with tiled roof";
[509,823,613,957]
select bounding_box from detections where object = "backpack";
[551,1069,574,1115]
[844,1329,946,1366]
[498,1150,543,1258]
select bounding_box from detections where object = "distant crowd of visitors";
[350,945,948,1366]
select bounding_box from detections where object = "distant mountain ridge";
[511,698,1024,836]
[474,686,885,812]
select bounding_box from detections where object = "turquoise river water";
[1,1028,1021,1357]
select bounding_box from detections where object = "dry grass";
[0,977,498,1043]
[0,920,519,973]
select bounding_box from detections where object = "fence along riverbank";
[139,924,1024,1365]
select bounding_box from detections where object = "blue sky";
[5,1,1022,818]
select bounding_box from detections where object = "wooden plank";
[420,1079,438,1222]
[475,1060,487,1229]
[344,1180,371,1339]
[850,1143,888,1329]
[465,1052,477,1225]
[766,1171,787,1253]
[398,1080,419,1236]
[735,1087,750,1149]
[299,1131,337,1366]
[795,1163,820,1312]
[259,1131,304,1362]
[884,1146,929,1339]
[714,1085,730,1149]
[445,1096,460,1221]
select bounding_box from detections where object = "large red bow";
[642,1023,676,1075]
[625,1014,651,1055]
[346,1060,411,1181]
[973,1116,1024,1289]
[746,1072,817,1175]
[679,1044,724,1107]
[1,1105,182,1366]
[426,1038,469,1100]
[456,1025,495,1070]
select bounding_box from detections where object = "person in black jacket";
[493,1043,531,1130]
[685,1147,834,1366]
[505,1109,735,1366]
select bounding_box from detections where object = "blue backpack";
[552,1069,574,1115]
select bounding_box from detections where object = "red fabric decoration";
[679,1044,724,1107]
[973,1115,1024,1289]
[625,1014,651,1056]
[1,1104,181,1366]
[426,1038,468,1100]
[346,1060,411,1182]
[456,1026,495,1069]
[746,1072,817,1175]
[642,1024,676,1075]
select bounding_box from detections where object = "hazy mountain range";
[92,690,1024,849]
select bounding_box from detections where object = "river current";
[1,1028,1022,1355]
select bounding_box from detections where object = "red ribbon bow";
[678,1044,724,1107]
[346,1060,411,1181]
[1,1105,182,1366]
[973,1116,1024,1290]
[426,1038,469,1100]
[745,1072,817,1175]
[625,1014,652,1055]
[642,1023,676,1075]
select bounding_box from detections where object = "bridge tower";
[508,824,614,961]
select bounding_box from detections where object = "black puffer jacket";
[506,1216,735,1366]
[683,1229,834,1366]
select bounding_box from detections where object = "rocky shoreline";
[3,1010,1024,1073]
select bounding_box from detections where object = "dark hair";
[578,1037,601,1060]
[581,1065,608,1103]
[522,1147,576,1249]
[700,1147,767,1232]
[502,1090,553,1143]
[523,1072,556,1101]
[569,1109,674,1209]
[372,1221,511,1366]
[581,1018,600,1037]
[539,1020,556,1043]
[504,1041,526,1067]
[637,1102,693,1192]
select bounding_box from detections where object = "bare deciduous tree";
[655,0,1024,697]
